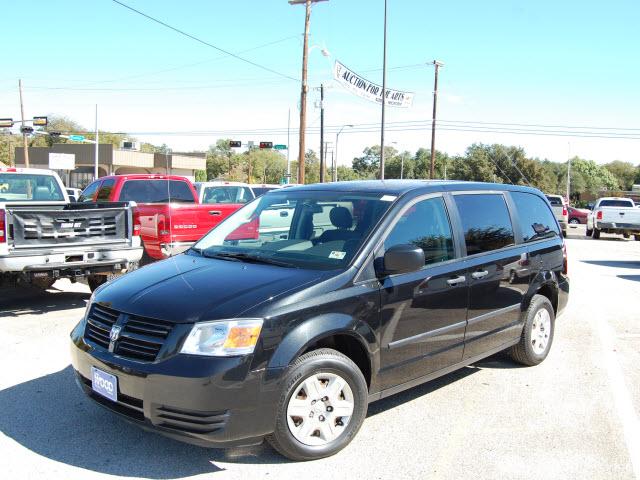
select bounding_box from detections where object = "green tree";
[604,160,637,190]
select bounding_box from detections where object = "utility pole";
[319,83,325,182]
[18,79,29,168]
[430,60,443,179]
[290,0,327,184]
[379,0,388,180]
[286,108,291,183]
[94,104,99,180]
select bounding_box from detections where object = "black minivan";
[70,181,569,460]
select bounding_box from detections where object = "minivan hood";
[95,253,325,323]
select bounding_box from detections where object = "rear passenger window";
[384,197,455,266]
[454,194,515,255]
[512,192,559,242]
[96,179,115,201]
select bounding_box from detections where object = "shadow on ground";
[0,286,90,317]
[0,354,519,475]
[581,260,640,269]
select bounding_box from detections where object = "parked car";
[66,187,82,202]
[80,175,245,261]
[545,194,568,237]
[1,167,142,291]
[567,206,589,225]
[250,184,282,197]
[193,181,254,205]
[70,180,569,461]
[586,197,640,240]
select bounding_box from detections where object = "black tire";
[635,235,640,241]
[139,250,155,267]
[593,228,601,239]
[87,275,107,292]
[585,227,593,237]
[266,348,368,461]
[510,294,555,366]
[623,233,630,239]
[562,230,567,238]
[569,218,580,225]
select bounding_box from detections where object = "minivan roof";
[280,180,541,196]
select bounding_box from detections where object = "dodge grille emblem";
[108,325,122,352]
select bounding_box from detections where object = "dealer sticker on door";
[91,366,118,402]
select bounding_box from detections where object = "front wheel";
[267,348,368,461]
[510,294,555,366]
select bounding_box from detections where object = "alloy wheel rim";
[531,309,551,354]
[286,372,354,446]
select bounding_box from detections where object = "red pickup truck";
[79,174,244,260]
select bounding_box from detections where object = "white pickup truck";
[0,167,144,291]
[586,197,640,240]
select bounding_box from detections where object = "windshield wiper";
[203,251,296,268]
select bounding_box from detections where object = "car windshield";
[192,190,395,270]
[0,173,65,202]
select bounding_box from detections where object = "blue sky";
[1,0,639,165]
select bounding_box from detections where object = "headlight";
[180,319,263,357]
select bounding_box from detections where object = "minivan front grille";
[83,305,173,362]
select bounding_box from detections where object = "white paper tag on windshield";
[380,195,397,202]
[329,251,346,260]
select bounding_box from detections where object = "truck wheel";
[623,233,630,239]
[510,294,555,366]
[87,275,107,292]
[635,235,640,241]
[569,218,580,225]
[592,228,600,239]
[585,227,593,237]
[266,348,368,461]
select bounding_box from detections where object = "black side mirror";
[381,244,425,276]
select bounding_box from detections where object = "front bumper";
[69,324,279,448]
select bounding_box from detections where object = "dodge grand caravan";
[70,181,569,461]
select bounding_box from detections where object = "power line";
[110,0,299,82]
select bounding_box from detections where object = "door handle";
[471,270,489,280]
[209,210,222,216]
[447,275,466,286]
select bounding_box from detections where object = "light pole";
[289,0,328,185]
[379,0,388,180]
[430,60,444,179]
[334,124,353,182]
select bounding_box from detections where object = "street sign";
[0,118,13,128]
[32,116,48,126]
[274,144,287,150]
[49,153,75,170]
[69,135,85,142]
[259,141,273,149]
[229,140,242,148]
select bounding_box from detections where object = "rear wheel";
[635,235,640,241]
[267,348,368,461]
[510,294,555,366]
[569,218,580,225]
[592,228,601,239]
[623,233,630,239]
[585,227,593,237]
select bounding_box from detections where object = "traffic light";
[259,141,273,149]
[0,118,13,128]
[229,140,242,148]
[49,132,62,138]
[20,126,34,134]
[33,116,48,126]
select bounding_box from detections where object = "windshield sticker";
[329,251,346,260]
[380,195,397,202]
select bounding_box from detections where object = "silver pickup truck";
[586,197,640,240]
[0,167,143,291]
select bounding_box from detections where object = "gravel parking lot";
[1,225,638,480]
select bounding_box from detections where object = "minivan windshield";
[192,190,395,270]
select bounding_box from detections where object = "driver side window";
[384,196,455,266]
